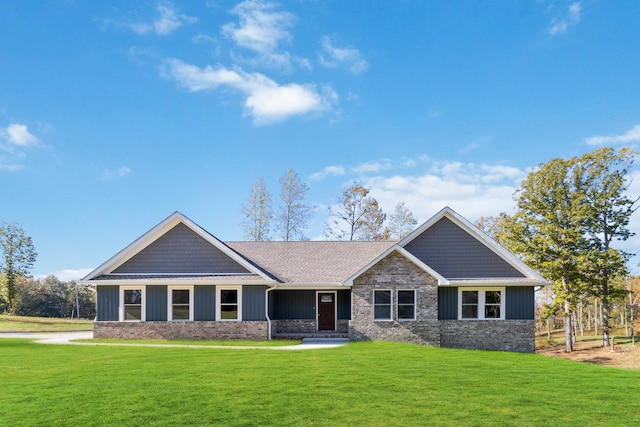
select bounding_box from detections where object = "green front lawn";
[0,314,93,332]
[1,339,639,426]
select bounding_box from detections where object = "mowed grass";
[0,314,93,332]
[1,340,639,426]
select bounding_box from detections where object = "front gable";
[403,216,523,279]
[113,223,250,275]
[82,212,271,283]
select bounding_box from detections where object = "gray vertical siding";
[243,286,266,321]
[146,286,168,321]
[405,217,525,279]
[194,285,216,321]
[438,287,458,320]
[97,285,119,321]
[113,223,251,274]
[337,290,351,320]
[506,286,534,320]
[269,290,316,320]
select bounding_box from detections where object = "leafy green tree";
[577,147,637,346]
[241,177,273,241]
[0,221,37,313]
[384,202,418,240]
[506,157,590,352]
[276,169,314,241]
[474,213,512,247]
[325,182,386,240]
[505,147,638,352]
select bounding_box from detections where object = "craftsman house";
[81,207,549,352]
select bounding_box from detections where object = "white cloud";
[36,268,94,282]
[163,58,335,124]
[352,160,394,174]
[309,165,346,181]
[583,124,640,146]
[3,123,39,147]
[364,161,525,223]
[129,1,197,35]
[0,123,40,172]
[547,2,582,36]
[319,36,368,74]
[222,0,294,54]
[102,166,131,180]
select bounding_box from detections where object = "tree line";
[0,221,95,318]
[241,168,418,241]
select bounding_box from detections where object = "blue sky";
[2,0,640,280]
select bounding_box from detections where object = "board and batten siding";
[146,285,168,321]
[243,285,267,321]
[405,217,524,279]
[112,223,251,275]
[269,290,316,320]
[194,285,216,321]
[96,285,119,321]
[506,286,534,320]
[438,286,534,320]
[337,290,351,320]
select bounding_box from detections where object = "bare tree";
[325,182,386,240]
[276,169,314,241]
[241,177,273,241]
[384,202,418,240]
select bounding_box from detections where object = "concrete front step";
[273,332,349,340]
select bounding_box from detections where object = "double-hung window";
[397,290,416,320]
[168,286,193,321]
[373,290,392,320]
[459,288,505,320]
[121,286,145,321]
[216,286,242,321]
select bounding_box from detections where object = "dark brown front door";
[317,293,336,331]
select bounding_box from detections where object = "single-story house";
[80,207,549,352]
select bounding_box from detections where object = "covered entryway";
[317,292,336,331]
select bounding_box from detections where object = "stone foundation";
[271,319,349,334]
[94,321,268,340]
[439,320,535,353]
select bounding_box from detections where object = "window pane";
[397,305,415,319]
[486,291,501,305]
[461,291,478,304]
[124,289,142,305]
[397,290,415,305]
[220,305,238,320]
[173,305,190,320]
[124,306,141,321]
[374,290,391,305]
[462,305,478,319]
[172,289,189,304]
[485,305,501,319]
[221,290,238,304]
[374,305,391,320]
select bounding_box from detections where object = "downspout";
[266,284,278,340]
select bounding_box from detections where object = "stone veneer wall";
[271,319,349,334]
[439,320,535,353]
[350,251,440,345]
[94,321,268,340]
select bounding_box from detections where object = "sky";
[2,0,640,281]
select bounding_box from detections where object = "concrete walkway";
[0,331,349,350]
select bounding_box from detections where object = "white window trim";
[119,286,146,322]
[216,286,243,321]
[168,285,194,321]
[457,287,505,320]
[396,289,416,321]
[373,289,393,321]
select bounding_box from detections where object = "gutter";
[265,283,278,340]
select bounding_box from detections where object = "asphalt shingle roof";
[227,241,397,284]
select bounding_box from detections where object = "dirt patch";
[537,339,640,370]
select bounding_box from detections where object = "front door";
[317,292,336,331]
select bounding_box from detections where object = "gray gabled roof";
[227,241,396,285]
